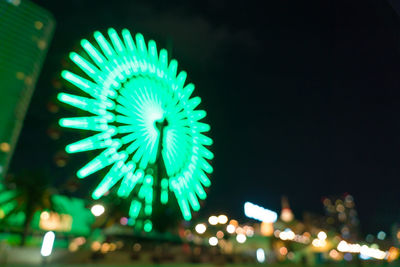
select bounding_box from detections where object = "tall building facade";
[0,0,55,177]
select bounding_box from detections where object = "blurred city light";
[236,234,246,243]
[226,224,235,234]
[40,231,55,257]
[216,230,224,239]
[317,231,327,240]
[279,247,288,256]
[337,240,388,260]
[312,238,327,248]
[91,204,105,217]
[256,248,266,263]
[244,202,277,223]
[260,222,274,236]
[208,215,218,225]
[209,237,218,246]
[279,228,295,240]
[217,214,228,224]
[377,231,386,240]
[195,223,206,234]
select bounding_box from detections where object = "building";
[0,0,55,177]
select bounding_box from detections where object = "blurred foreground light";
[244,202,277,223]
[216,231,224,239]
[41,231,55,257]
[236,234,246,243]
[377,231,386,240]
[329,249,340,260]
[312,238,327,248]
[40,211,50,220]
[143,220,152,232]
[218,214,228,224]
[279,246,288,256]
[318,231,327,241]
[229,219,238,227]
[387,247,400,262]
[280,208,294,222]
[208,215,218,225]
[91,204,105,216]
[209,237,218,246]
[245,226,254,237]
[120,217,128,225]
[91,241,101,251]
[261,222,274,236]
[195,223,207,234]
[279,228,295,240]
[256,248,266,263]
[226,224,235,234]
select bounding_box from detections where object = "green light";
[59,28,213,229]
[129,199,142,219]
[143,219,152,232]
[160,178,169,204]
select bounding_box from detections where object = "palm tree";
[0,169,54,246]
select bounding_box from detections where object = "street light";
[41,231,55,257]
[195,223,207,234]
[91,204,105,216]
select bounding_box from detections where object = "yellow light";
[0,142,10,152]
[229,219,238,227]
[74,237,86,246]
[39,211,72,232]
[280,208,294,222]
[195,223,206,234]
[40,211,50,220]
[208,215,218,225]
[260,222,274,236]
[217,214,228,224]
[109,243,117,251]
[101,242,110,253]
[329,249,340,260]
[91,241,101,251]
[69,242,79,252]
[388,247,400,262]
[312,238,327,248]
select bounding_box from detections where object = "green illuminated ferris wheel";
[58,28,213,230]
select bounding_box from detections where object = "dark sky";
[10,0,400,235]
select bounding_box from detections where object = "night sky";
[10,0,400,235]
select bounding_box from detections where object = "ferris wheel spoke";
[128,199,142,220]
[77,145,121,178]
[92,157,128,200]
[118,168,144,198]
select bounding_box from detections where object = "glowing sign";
[244,202,277,223]
[39,211,72,232]
[58,28,213,224]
